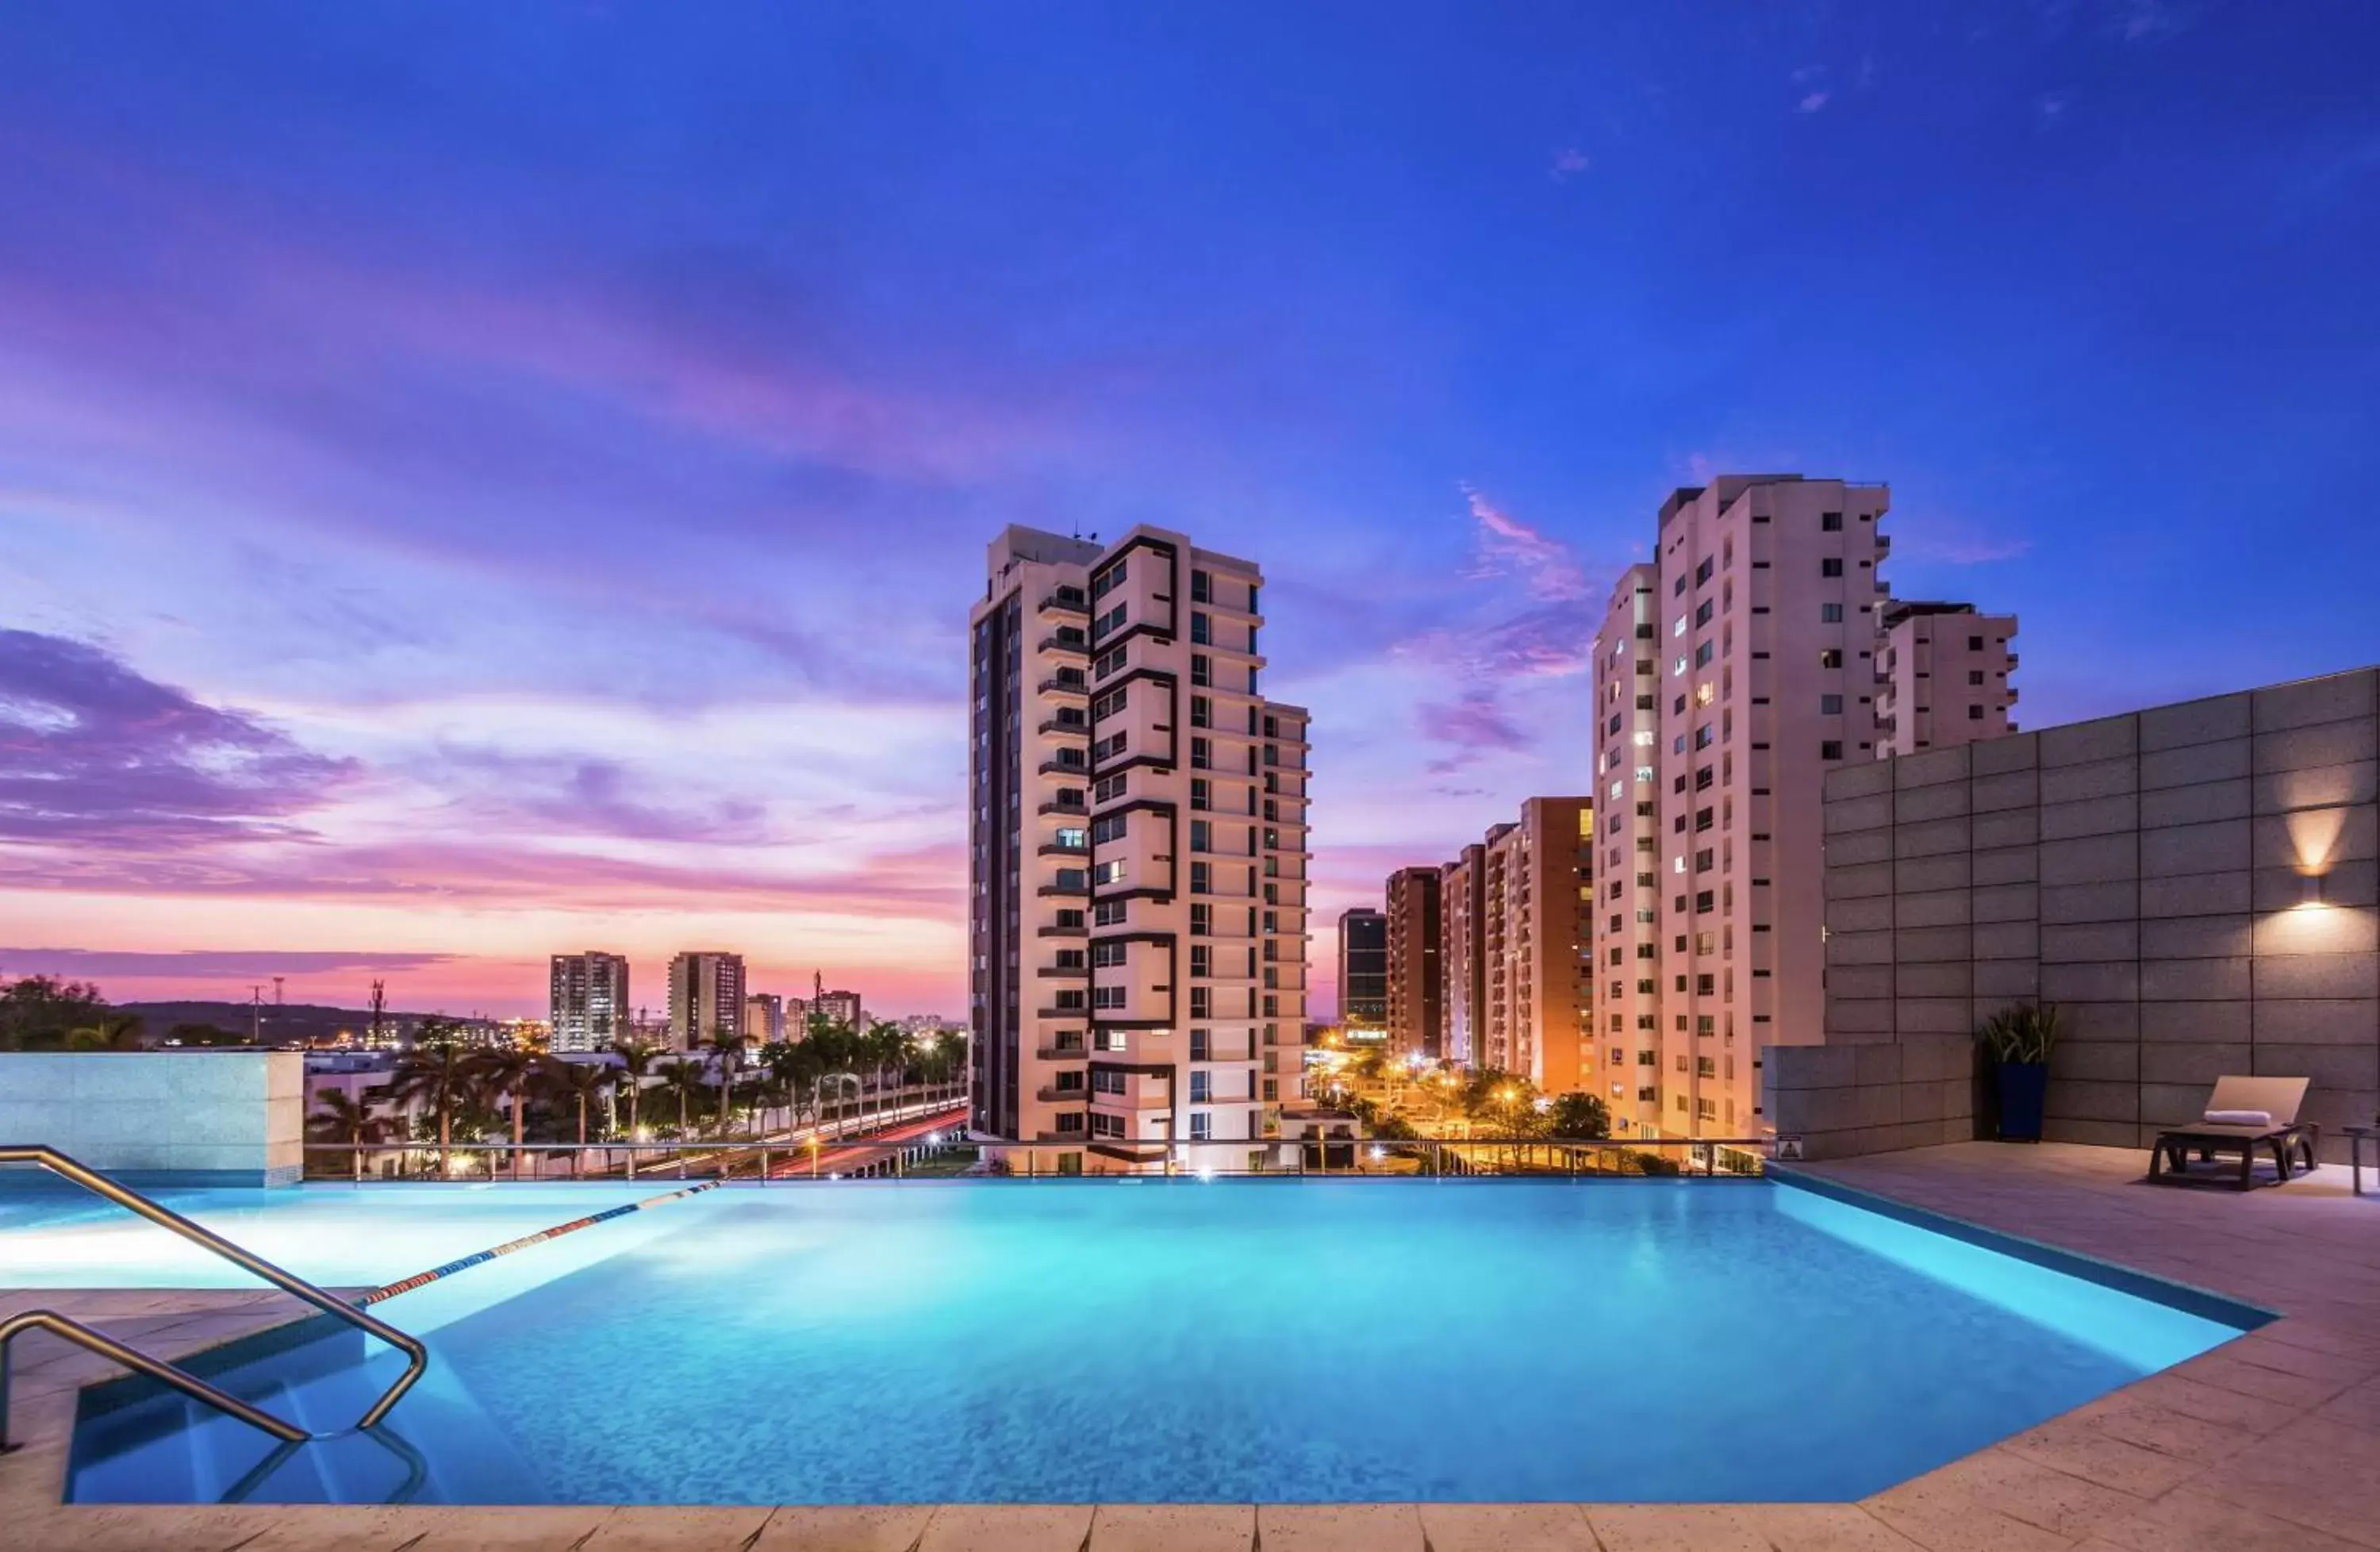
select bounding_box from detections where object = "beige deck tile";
[580,1505,778,1549]
[1753,1504,1928,1552]
[2313,1377,2380,1437]
[2189,1416,2380,1548]
[916,1504,1095,1552]
[1417,1503,1599,1552]
[1086,1503,1253,1552]
[2177,1351,2361,1410]
[2001,1422,2202,1498]
[1253,1504,1426,1552]
[750,1505,940,1551]
[2106,1372,2303,1435]
[1583,1504,1771,1550]
[2079,1484,2376,1552]
[1,1505,286,1551]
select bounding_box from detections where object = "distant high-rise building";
[1336,907,1388,1034]
[548,952,631,1054]
[1876,601,2020,757]
[812,989,863,1030]
[1587,474,2013,1147]
[666,952,747,1051]
[968,523,1312,1170]
[1439,843,1487,1066]
[743,992,785,1043]
[1477,800,1591,1093]
[1383,866,1443,1058]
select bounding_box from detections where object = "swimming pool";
[29,1178,2263,1505]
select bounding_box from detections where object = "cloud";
[1798,91,1832,114]
[1461,485,1591,601]
[0,947,458,979]
[428,747,773,845]
[1549,147,1591,181]
[0,629,354,847]
[1891,521,2033,566]
[2036,92,2075,129]
[1416,692,1530,774]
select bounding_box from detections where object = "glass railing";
[303,1131,1770,1183]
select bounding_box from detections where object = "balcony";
[1036,965,1090,979]
[1035,842,1088,858]
[1037,924,1088,939]
[1038,677,1089,698]
[1036,1085,1088,1104]
[1038,635,1089,657]
[1035,759,1089,777]
[1037,718,1089,739]
[1036,800,1087,817]
[1036,882,1089,898]
[1039,592,1089,617]
[1037,1005,1089,1019]
[1035,1043,1088,1061]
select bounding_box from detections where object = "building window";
[1820,694,1842,714]
[1192,569,1212,603]
[1968,635,1985,651]
[1055,1113,1084,1134]
[1091,941,1127,968]
[1092,860,1124,885]
[1969,705,1985,720]
[1093,899,1127,927]
[1190,903,1211,936]
[1191,862,1212,893]
[1819,648,1842,669]
[1821,512,1843,532]
[1191,611,1212,644]
[1820,558,1843,578]
[1820,740,1843,760]
[1821,604,1844,623]
[1968,670,1985,685]
[1093,646,1126,679]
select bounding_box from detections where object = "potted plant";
[1978,1003,2059,1143]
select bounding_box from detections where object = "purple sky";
[4,2,2377,1017]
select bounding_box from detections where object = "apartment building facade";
[547,951,630,1054]
[1877,601,2020,756]
[968,524,1312,1170]
[1337,907,1388,1034]
[1438,844,1487,1066]
[1479,799,1591,1093]
[666,951,747,1051]
[1383,865,1444,1058]
[743,993,785,1043]
[1588,475,1893,1143]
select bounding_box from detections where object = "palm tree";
[862,1020,908,1124]
[540,1057,614,1147]
[386,1031,475,1175]
[708,1026,746,1139]
[309,1089,393,1181]
[610,1039,662,1136]
[469,1045,544,1171]
[66,1012,147,1051]
[655,1057,708,1139]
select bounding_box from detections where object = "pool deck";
[2,1141,2377,1550]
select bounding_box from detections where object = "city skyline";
[6,2,2378,1019]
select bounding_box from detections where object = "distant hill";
[117,1000,432,1047]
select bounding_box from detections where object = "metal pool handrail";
[0,1144,429,1443]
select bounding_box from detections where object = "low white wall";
[0,1051,305,1185]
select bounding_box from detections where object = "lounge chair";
[2148,1076,2319,1189]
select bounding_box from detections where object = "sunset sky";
[4,2,2377,1020]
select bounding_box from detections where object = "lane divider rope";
[354,1180,723,1307]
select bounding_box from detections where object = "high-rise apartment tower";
[548,951,630,1054]
[1337,907,1388,1034]
[1383,866,1444,1058]
[666,951,747,1051]
[1876,601,2020,757]
[968,524,1312,1170]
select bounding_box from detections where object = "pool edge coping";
[1767,1163,2281,1331]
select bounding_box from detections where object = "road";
[766,1105,969,1178]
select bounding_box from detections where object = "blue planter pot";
[1996,1061,2049,1142]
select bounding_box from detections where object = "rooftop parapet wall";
[1802,667,2379,1161]
[0,1051,305,1185]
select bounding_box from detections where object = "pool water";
[44,1180,2261,1505]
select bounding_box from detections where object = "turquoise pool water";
[37,1180,2260,1504]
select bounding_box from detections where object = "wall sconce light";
[2301,873,2325,908]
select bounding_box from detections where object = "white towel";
[2203,1108,2274,1128]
